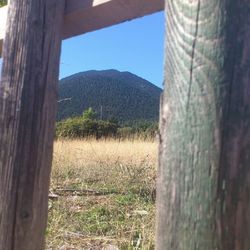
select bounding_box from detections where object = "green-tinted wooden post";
[157,0,250,249]
[0,0,65,249]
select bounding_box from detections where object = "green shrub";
[56,108,158,140]
[56,117,83,138]
[56,108,119,139]
[96,120,118,139]
[117,127,134,138]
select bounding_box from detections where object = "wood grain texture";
[0,0,65,249]
[157,0,250,249]
[63,0,164,39]
[0,5,8,56]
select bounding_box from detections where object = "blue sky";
[60,11,165,88]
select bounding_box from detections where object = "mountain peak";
[58,69,162,122]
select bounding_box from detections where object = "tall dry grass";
[47,139,158,249]
[53,138,157,168]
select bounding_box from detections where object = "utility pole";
[100,105,103,120]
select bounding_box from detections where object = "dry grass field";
[46,139,158,249]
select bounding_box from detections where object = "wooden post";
[0,0,65,249]
[157,0,250,249]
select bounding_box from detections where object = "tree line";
[56,107,158,140]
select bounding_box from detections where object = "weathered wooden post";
[0,0,65,249]
[157,0,250,249]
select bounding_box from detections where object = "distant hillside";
[57,70,162,122]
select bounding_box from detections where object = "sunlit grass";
[46,139,157,249]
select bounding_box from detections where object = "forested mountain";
[57,70,162,122]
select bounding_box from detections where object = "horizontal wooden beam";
[0,0,164,56]
[63,0,164,39]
